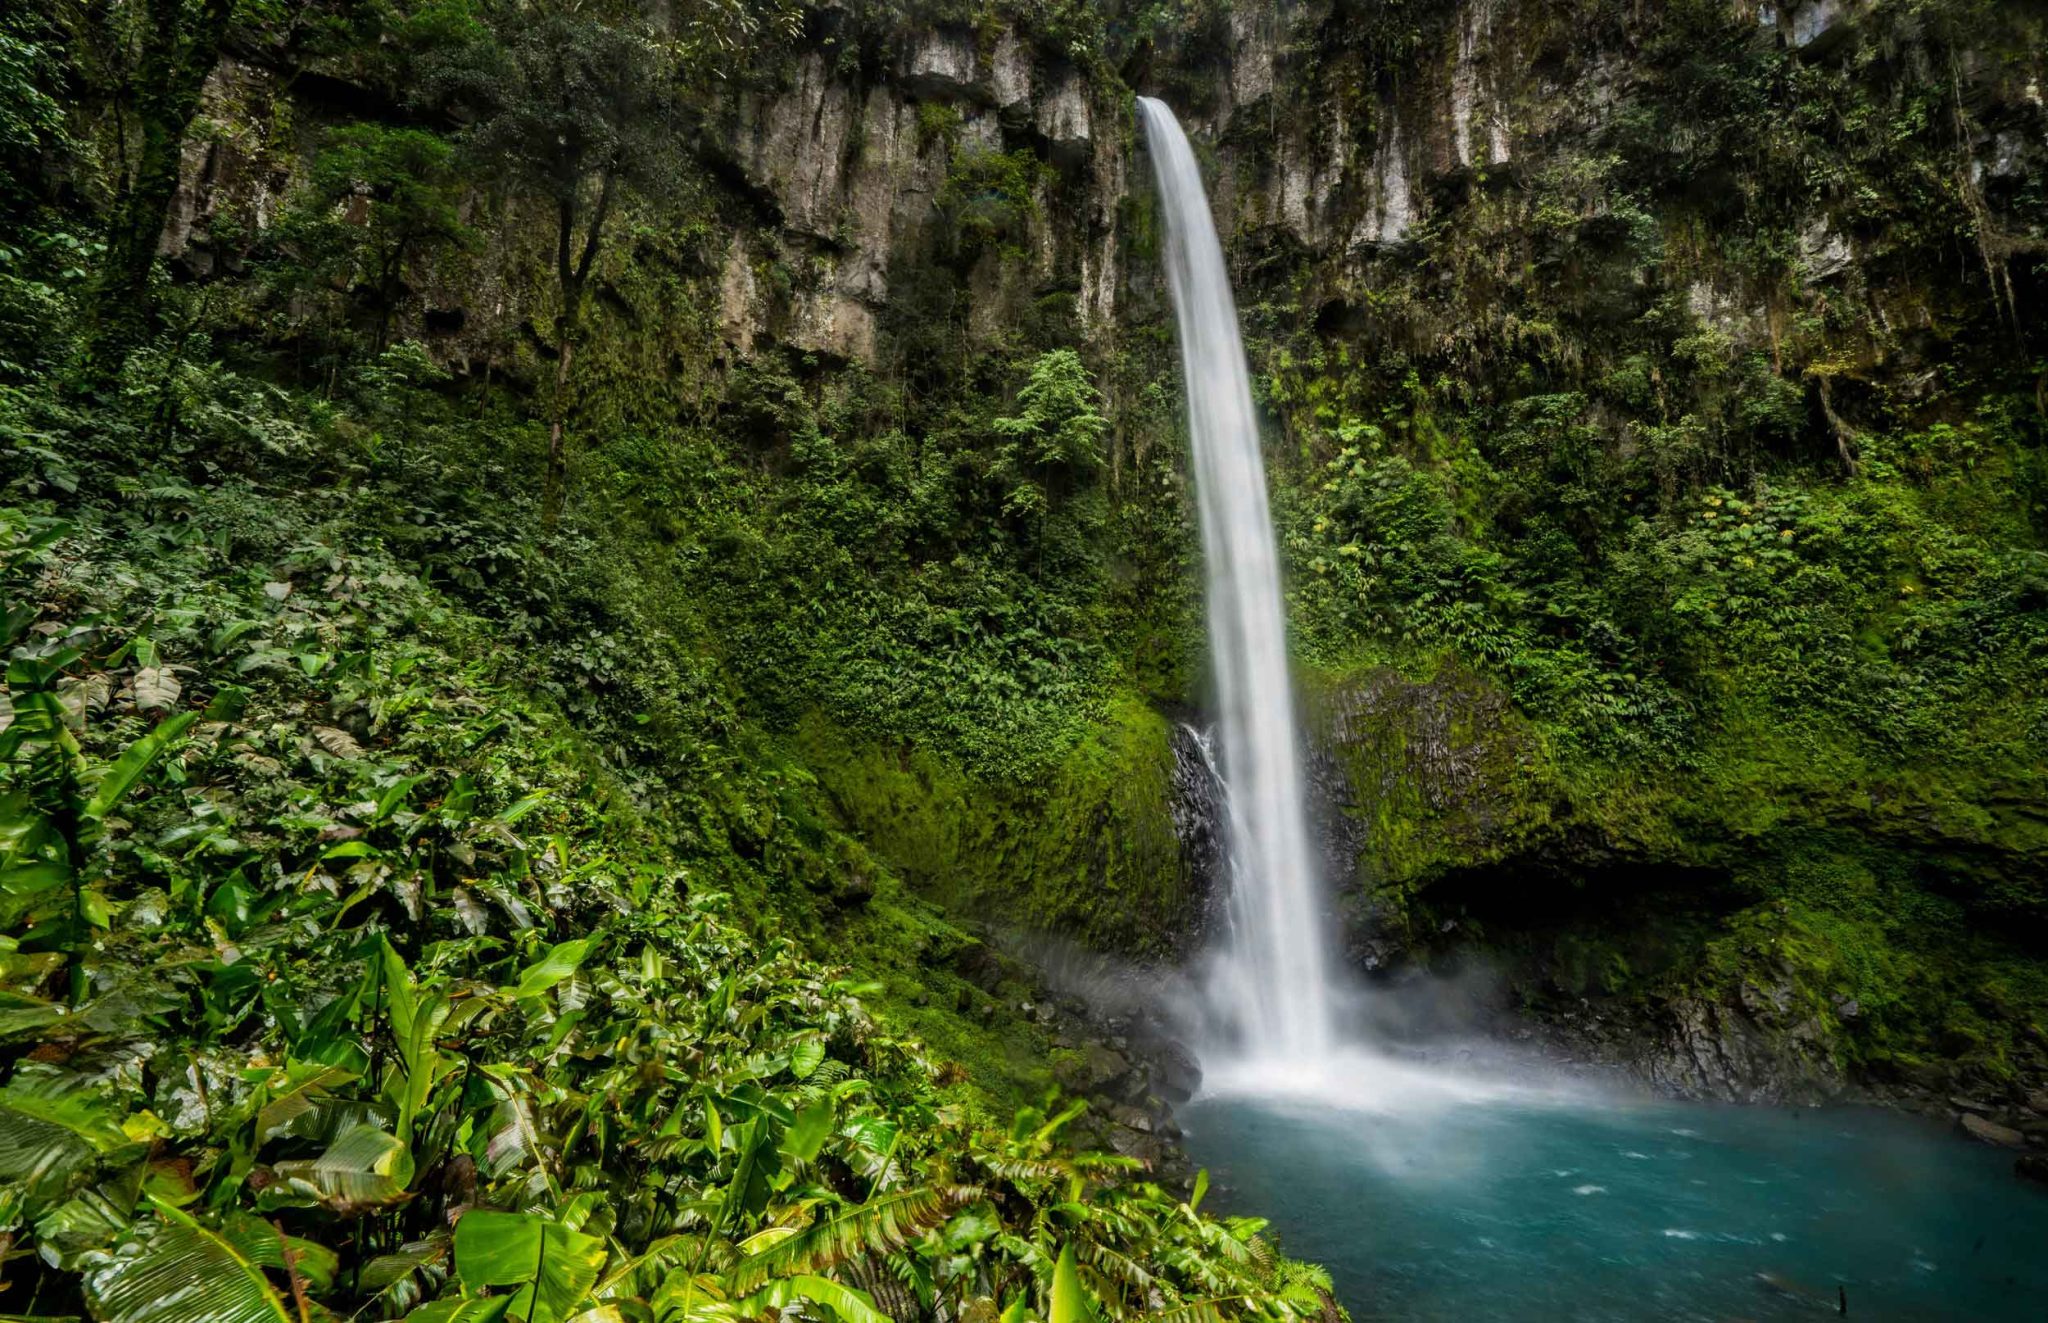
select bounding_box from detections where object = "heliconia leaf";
[782,1098,834,1166]
[1049,1242,1096,1323]
[222,1212,340,1292]
[736,1273,891,1323]
[407,1298,516,1323]
[376,936,419,1047]
[83,711,197,820]
[375,773,427,822]
[131,666,181,713]
[253,1060,360,1143]
[0,860,72,924]
[82,1199,293,1323]
[454,1209,606,1323]
[0,1074,132,1213]
[270,1123,414,1212]
[512,937,594,1000]
[734,1225,801,1256]
[563,1306,631,1323]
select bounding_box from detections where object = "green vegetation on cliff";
[2,0,2046,1313]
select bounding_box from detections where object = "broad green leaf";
[83,711,197,820]
[270,1123,414,1211]
[0,860,71,926]
[494,793,546,823]
[717,1118,778,1233]
[408,1299,515,1323]
[782,1098,833,1166]
[0,1075,132,1214]
[788,1035,825,1080]
[0,988,65,1037]
[222,1211,340,1291]
[1049,1242,1095,1323]
[376,936,419,1046]
[738,1274,889,1323]
[734,1225,800,1255]
[512,937,594,1000]
[454,1210,606,1323]
[83,1200,292,1323]
[375,773,427,822]
[253,1061,360,1143]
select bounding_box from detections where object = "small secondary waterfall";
[1138,97,1336,1064]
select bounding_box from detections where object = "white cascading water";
[1137,97,1336,1066]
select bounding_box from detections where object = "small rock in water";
[1959,1113,2026,1148]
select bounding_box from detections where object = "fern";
[725,1183,983,1293]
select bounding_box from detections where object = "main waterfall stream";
[1137,96,2048,1319]
[1137,95,1335,1065]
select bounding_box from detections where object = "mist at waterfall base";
[1136,96,2048,1319]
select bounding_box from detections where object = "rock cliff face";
[153,0,2048,1115]
[677,0,2046,371]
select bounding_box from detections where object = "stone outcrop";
[151,0,2045,388]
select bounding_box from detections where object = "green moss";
[792,691,1196,959]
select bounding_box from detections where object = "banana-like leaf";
[253,1060,360,1143]
[82,1199,292,1323]
[0,1075,132,1214]
[782,1097,834,1166]
[404,1297,515,1323]
[269,1122,414,1212]
[375,936,419,1045]
[454,1209,606,1323]
[83,711,197,821]
[738,1273,892,1323]
[1049,1243,1095,1323]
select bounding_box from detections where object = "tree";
[274,124,474,350]
[430,5,679,525]
[0,14,69,218]
[992,348,1108,519]
[74,0,240,371]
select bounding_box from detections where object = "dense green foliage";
[2,0,2046,1313]
[1235,0,2048,1091]
[0,365,1330,1319]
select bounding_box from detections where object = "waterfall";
[1137,98,1336,1065]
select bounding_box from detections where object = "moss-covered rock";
[792,692,1206,961]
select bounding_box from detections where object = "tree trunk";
[539,165,614,529]
[543,333,574,526]
[86,0,236,374]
